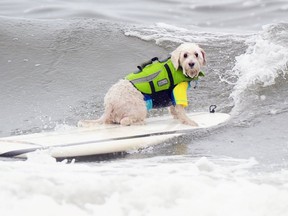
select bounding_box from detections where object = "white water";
[229,26,288,111]
[1,154,288,216]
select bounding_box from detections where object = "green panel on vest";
[135,82,152,94]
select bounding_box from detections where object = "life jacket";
[125,57,204,95]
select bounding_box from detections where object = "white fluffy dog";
[78,43,206,127]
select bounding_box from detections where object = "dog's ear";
[170,47,181,70]
[200,48,207,66]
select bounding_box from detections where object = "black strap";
[164,63,174,89]
[149,81,156,94]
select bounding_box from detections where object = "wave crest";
[228,23,288,111]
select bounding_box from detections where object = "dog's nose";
[189,62,195,68]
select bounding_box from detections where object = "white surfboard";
[0,112,230,159]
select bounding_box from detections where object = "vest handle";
[137,57,159,71]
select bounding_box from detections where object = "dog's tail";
[97,104,114,124]
[78,104,115,127]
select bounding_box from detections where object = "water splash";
[228,24,288,113]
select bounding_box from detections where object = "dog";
[78,43,206,127]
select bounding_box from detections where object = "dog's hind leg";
[120,117,133,126]
[119,116,145,126]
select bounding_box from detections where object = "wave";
[125,22,248,46]
[227,23,288,115]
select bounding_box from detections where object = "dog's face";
[171,43,206,78]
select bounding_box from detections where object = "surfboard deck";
[0,112,230,159]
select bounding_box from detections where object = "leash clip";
[193,80,199,89]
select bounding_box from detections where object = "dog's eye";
[183,53,188,58]
[195,53,199,58]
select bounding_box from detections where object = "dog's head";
[171,43,206,78]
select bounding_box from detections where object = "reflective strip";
[129,70,161,85]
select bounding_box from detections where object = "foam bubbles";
[124,22,243,46]
[26,150,57,164]
[229,27,288,111]
[195,156,215,172]
[1,156,287,216]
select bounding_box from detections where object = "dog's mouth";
[181,62,201,78]
[184,68,200,78]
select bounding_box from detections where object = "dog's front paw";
[181,119,198,127]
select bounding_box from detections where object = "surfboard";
[0,112,230,159]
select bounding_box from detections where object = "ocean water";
[1,0,288,215]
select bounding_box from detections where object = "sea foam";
[229,24,288,111]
